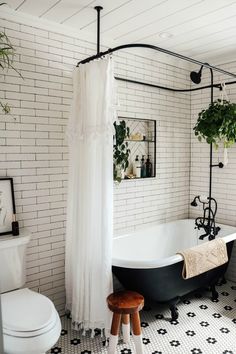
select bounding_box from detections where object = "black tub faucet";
[190,195,220,240]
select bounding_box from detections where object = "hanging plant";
[113,120,130,183]
[193,99,236,149]
[0,4,22,115]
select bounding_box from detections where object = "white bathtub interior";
[112,219,236,269]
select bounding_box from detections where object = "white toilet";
[0,229,61,354]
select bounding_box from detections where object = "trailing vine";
[0,3,21,115]
[113,120,130,182]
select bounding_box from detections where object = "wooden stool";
[107,290,144,354]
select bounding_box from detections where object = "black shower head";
[190,65,203,84]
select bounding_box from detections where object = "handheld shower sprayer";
[190,195,209,207]
[190,196,199,207]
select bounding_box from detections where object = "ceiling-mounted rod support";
[94,6,103,55]
[77,43,236,79]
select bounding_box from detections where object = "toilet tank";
[0,229,31,293]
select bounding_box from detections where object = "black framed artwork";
[0,178,16,236]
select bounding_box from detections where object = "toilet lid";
[2,288,57,333]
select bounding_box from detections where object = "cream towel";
[177,238,228,279]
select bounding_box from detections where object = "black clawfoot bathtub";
[112,219,236,320]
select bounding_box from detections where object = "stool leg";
[122,314,130,343]
[131,312,144,354]
[108,313,121,354]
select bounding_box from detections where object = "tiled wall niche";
[0,16,191,312]
[116,116,156,179]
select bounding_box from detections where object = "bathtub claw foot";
[210,285,219,301]
[217,276,226,285]
[168,297,180,321]
[170,305,179,321]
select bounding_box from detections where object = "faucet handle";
[199,233,208,240]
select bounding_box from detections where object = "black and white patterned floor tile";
[49,281,236,354]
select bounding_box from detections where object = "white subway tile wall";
[190,63,236,281]
[114,59,191,233]
[0,17,193,312]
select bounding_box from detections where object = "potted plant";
[113,120,130,183]
[193,99,236,163]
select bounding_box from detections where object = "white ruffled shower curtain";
[65,57,115,333]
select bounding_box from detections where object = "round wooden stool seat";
[107,290,145,354]
[107,290,144,314]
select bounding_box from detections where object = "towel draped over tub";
[177,238,228,279]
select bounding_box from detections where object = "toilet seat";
[3,313,61,354]
[2,288,61,354]
[2,288,58,337]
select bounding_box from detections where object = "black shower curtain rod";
[77,43,236,79]
[77,43,236,94]
[76,6,236,93]
[115,76,236,93]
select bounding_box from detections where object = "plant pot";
[114,164,125,182]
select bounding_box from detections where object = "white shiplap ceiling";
[2,0,236,62]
